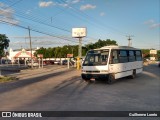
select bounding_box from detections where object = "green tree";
[141,49,150,58]
[46,47,54,58]
[157,50,160,60]
[94,39,118,48]
[84,39,118,55]
[34,47,46,58]
[35,39,118,58]
[0,34,10,57]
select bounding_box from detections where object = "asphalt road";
[0,64,159,120]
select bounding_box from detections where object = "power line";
[1,0,71,33]
[14,13,71,33]
[2,0,127,38]
[7,0,23,8]
[1,0,125,45]
[7,1,112,42]
[0,19,79,44]
[0,1,78,44]
[1,0,98,43]
[2,0,23,9]
[1,1,90,48]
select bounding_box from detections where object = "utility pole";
[126,35,134,47]
[28,26,33,69]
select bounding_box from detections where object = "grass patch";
[0,76,18,83]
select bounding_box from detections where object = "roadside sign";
[37,54,43,58]
[67,54,73,58]
[150,50,157,54]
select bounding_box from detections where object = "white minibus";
[81,46,143,84]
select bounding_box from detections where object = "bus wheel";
[130,70,136,79]
[107,74,115,84]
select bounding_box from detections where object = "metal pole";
[79,37,82,58]
[68,58,69,69]
[39,58,40,68]
[18,58,20,67]
[25,58,26,66]
[77,37,82,69]
[42,58,43,68]
[28,26,33,69]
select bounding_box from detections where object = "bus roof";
[94,45,140,50]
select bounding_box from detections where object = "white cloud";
[0,8,14,18]
[150,23,160,29]
[0,2,5,7]
[144,19,154,24]
[72,0,80,4]
[80,4,96,11]
[39,1,54,7]
[59,3,69,7]
[0,17,19,25]
[100,12,105,16]
[144,19,160,29]
[0,2,19,25]
[58,0,80,8]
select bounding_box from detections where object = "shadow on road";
[8,75,92,111]
[0,68,74,94]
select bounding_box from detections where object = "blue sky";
[0,0,159,50]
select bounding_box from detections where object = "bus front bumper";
[81,73,109,80]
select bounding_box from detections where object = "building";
[7,48,39,64]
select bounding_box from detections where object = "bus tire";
[130,70,136,79]
[107,74,115,84]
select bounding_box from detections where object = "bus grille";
[86,71,100,73]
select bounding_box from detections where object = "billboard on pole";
[72,28,87,38]
[150,50,157,54]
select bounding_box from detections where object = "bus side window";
[135,50,142,61]
[110,50,119,64]
[119,50,128,63]
[129,50,135,62]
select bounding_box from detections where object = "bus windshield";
[83,50,109,66]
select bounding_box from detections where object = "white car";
[28,62,39,67]
[54,61,60,65]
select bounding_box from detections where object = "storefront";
[8,48,37,65]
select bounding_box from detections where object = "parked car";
[44,60,54,65]
[28,62,39,67]
[54,61,60,65]
[158,61,160,67]
[49,60,54,65]
[62,60,68,65]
